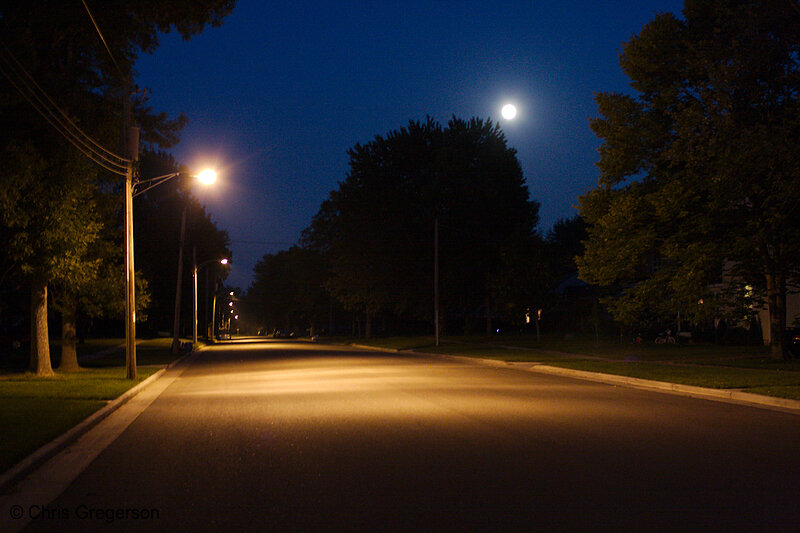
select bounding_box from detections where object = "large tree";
[577,0,800,357]
[246,247,329,336]
[0,1,236,373]
[303,116,541,337]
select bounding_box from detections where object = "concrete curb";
[349,343,800,415]
[0,347,200,493]
[522,362,800,414]
[350,343,403,353]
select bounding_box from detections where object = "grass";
[82,336,191,367]
[346,334,800,401]
[0,338,178,475]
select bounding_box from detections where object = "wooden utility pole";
[123,78,139,379]
[434,218,439,347]
[171,207,187,355]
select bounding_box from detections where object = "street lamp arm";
[133,169,216,198]
[132,172,181,198]
[133,173,180,198]
[196,257,229,270]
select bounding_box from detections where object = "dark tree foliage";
[545,215,588,283]
[0,0,236,372]
[245,247,329,336]
[578,0,800,357]
[303,116,542,337]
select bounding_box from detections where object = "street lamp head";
[220,258,229,265]
[196,169,217,185]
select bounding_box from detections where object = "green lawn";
[0,338,178,475]
[346,335,800,400]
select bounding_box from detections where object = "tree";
[0,140,102,374]
[303,116,541,337]
[0,1,236,373]
[546,215,588,282]
[246,247,329,336]
[577,0,800,357]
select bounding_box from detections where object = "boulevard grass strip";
[544,360,800,400]
[349,337,569,362]
[0,366,159,474]
[82,337,186,367]
[349,336,800,400]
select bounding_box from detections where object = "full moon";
[501,103,517,120]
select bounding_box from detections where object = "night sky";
[135,0,685,289]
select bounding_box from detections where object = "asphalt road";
[16,339,800,531]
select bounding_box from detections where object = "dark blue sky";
[136,0,685,289]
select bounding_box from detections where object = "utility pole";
[171,206,187,354]
[124,78,139,379]
[434,217,439,347]
[192,245,198,346]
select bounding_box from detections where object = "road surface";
[10,339,800,531]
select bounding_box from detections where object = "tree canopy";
[245,247,328,336]
[0,0,237,372]
[302,116,542,336]
[577,0,800,356]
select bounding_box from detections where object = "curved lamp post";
[126,169,217,379]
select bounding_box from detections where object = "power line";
[81,0,124,78]
[231,240,298,246]
[0,41,128,166]
[0,41,128,175]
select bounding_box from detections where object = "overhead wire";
[0,42,129,175]
[80,0,124,79]
[0,51,128,175]
[0,40,128,166]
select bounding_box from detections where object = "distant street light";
[129,169,217,378]
[193,256,230,346]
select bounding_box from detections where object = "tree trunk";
[59,299,80,371]
[29,279,54,376]
[765,271,787,359]
[365,311,373,339]
[485,294,492,335]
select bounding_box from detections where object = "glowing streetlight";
[193,257,229,345]
[196,169,217,185]
[130,168,219,373]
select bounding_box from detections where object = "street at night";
[3,2,800,531]
[6,339,799,532]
